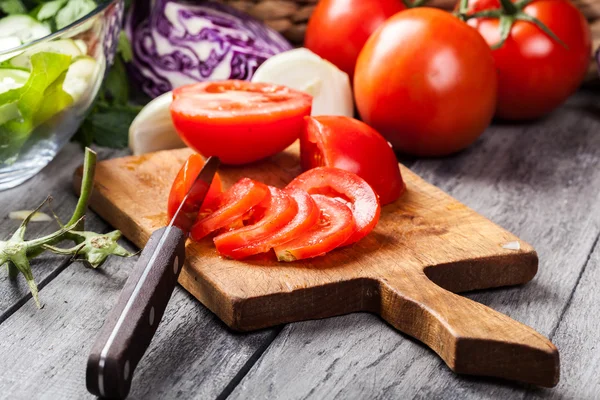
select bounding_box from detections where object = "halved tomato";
[214,186,299,256]
[219,188,320,259]
[287,167,380,245]
[301,116,405,205]
[190,178,270,241]
[167,154,223,219]
[274,194,356,261]
[170,80,313,165]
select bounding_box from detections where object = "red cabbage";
[125,0,293,98]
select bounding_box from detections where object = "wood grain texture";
[538,236,600,399]
[75,143,558,385]
[0,144,277,399]
[0,235,275,399]
[0,144,121,321]
[229,92,600,399]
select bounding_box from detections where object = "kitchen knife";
[86,156,220,399]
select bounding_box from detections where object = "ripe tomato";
[354,8,497,156]
[167,154,222,220]
[464,0,591,120]
[301,116,405,205]
[214,186,299,256]
[287,167,380,245]
[304,0,406,80]
[190,178,270,241]
[219,188,320,260]
[274,194,356,261]
[170,80,312,165]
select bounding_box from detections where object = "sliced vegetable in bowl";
[0,0,119,190]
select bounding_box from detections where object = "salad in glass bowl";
[0,0,122,190]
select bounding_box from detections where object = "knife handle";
[86,226,187,399]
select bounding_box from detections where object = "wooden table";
[0,91,598,399]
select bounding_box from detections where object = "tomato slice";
[190,178,270,241]
[274,194,356,261]
[170,80,313,165]
[287,167,380,245]
[217,188,320,259]
[301,116,405,205]
[167,154,223,220]
[214,186,299,257]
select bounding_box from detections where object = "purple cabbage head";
[125,0,293,98]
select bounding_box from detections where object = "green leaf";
[55,0,96,30]
[0,52,72,161]
[80,102,141,148]
[102,56,129,105]
[33,70,72,126]
[117,31,133,63]
[35,0,68,21]
[0,0,27,15]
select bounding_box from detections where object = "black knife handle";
[86,226,186,399]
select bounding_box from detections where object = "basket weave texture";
[218,0,600,79]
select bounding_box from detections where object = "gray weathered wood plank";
[228,92,600,399]
[533,236,600,399]
[0,235,277,399]
[0,144,279,399]
[0,144,123,321]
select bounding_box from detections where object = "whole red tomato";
[354,8,498,157]
[304,0,405,80]
[464,0,591,120]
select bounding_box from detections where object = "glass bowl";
[0,0,123,190]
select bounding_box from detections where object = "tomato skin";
[287,167,380,245]
[167,154,222,219]
[304,0,405,80]
[354,8,497,156]
[216,188,320,259]
[274,194,356,261]
[190,178,270,241]
[171,80,312,165]
[214,186,299,256]
[301,116,405,205]
[466,0,591,120]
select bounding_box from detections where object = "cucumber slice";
[8,39,83,69]
[0,15,51,45]
[0,68,29,93]
[63,56,97,103]
[74,39,88,55]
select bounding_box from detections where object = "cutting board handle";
[379,272,559,387]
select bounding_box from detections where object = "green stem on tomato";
[410,0,429,7]
[498,0,518,14]
[458,0,470,18]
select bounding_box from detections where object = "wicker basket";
[219,0,600,81]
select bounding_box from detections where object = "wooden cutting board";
[74,145,559,388]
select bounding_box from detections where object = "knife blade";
[86,156,220,399]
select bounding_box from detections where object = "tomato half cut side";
[222,188,320,260]
[301,116,406,205]
[190,178,270,241]
[274,194,355,261]
[287,167,380,245]
[214,186,299,257]
[167,154,223,220]
[170,80,313,165]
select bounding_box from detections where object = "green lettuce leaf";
[0,52,72,162]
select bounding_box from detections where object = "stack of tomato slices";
[168,155,381,261]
